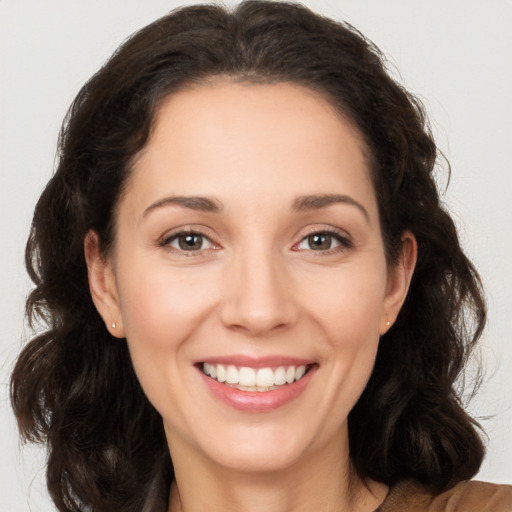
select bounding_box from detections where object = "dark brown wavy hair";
[11,1,486,511]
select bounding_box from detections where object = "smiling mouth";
[200,363,313,392]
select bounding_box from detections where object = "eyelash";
[293,228,353,255]
[159,229,217,255]
[159,228,353,256]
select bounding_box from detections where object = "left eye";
[296,232,343,251]
[165,232,214,251]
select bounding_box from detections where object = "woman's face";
[88,81,414,473]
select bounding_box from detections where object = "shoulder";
[378,480,512,512]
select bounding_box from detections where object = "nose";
[219,244,298,337]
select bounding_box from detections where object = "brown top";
[376,480,512,512]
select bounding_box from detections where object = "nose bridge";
[220,236,296,335]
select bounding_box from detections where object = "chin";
[193,423,317,474]
[211,444,304,474]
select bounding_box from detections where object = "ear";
[84,230,125,338]
[379,230,417,334]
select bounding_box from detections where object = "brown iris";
[178,234,204,250]
[307,233,333,250]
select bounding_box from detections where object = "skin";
[86,81,417,512]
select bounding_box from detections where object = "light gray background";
[1,1,511,510]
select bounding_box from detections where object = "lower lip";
[198,366,316,412]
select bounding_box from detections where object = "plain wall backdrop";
[1,1,511,510]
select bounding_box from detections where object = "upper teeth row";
[202,363,307,387]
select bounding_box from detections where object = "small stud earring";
[112,321,116,329]
[386,320,391,327]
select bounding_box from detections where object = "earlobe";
[84,230,125,338]
[380,230,417,334]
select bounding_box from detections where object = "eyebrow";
[292,194,370,222]
[143,196,222,217]
[142,193,369,222]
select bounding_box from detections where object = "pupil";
[179,234,202,250]
[309,234,331,250]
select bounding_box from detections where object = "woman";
[10,1,512,511]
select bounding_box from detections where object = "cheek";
[114,255,218,392]
[303,260,387,398]
[118,256,215,340]
[324,270,386,388]
[305,261,388,342]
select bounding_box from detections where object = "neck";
[166,429,387,512]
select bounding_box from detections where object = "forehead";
[124,81,376,217]
[149,80,369,159]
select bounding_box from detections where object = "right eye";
[162,231,215,252]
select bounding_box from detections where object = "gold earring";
[112,321,116,329]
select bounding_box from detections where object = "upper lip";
[197,355,316,369]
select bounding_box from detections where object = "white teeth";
[201,363,310,389]
[206,363,217,379]
[274,366,287,386]
[226,365,238,384]
[256,368,275,387]
[216,364,226,382]
[239,367,256,387]
[295,365,306,380]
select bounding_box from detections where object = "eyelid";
[293,226,353,252]
[159,226,220,253]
